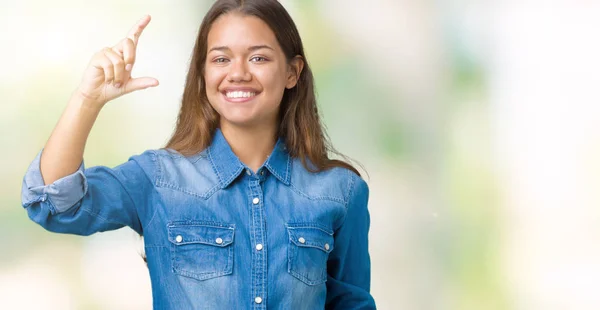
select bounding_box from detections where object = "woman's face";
[204,13,301,130]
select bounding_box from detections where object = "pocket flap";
[287,225,334,253]
[168,222,235,247]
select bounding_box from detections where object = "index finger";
[126,14,151,46]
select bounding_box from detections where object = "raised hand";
[77,15,159,107]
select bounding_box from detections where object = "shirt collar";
[264,137,291,186]
[208,128,291,188]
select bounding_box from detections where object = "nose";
[227,59,251,82]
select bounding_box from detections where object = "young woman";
[21,0,376,309]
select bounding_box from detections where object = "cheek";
[254,67,288,93]
[204,67,225,91]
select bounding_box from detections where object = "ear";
[285,55,304,89]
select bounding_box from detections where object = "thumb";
[124,77,159,94]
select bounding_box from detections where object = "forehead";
[207,13,279,50]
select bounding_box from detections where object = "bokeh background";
[2,0,600,309]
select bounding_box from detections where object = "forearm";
[40,90,102,185]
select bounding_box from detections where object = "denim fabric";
[21,129,376,309]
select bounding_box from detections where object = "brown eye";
[250,56,267,62]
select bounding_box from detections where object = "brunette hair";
[164,0,361,176]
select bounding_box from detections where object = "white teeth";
[226,91,256,99]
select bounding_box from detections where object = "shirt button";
[252,197,260,205]
[255,244,263,251]
[246,169,251,176]
[259,170,265,175]
[298,237,306,244]
[255,296,263,304]
[215,237,223,245]
[175,235,183,243]
[324,243,330,251]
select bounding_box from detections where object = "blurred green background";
[2,1,600,309]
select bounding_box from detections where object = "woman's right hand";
[77,15,159,108]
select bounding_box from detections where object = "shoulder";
[121,147,210,178]
[135,148,209,166]
[289,158,368,208]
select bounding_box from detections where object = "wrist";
[72,88,105,112]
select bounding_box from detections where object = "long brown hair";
[165,0,361,176]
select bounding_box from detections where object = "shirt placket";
[248,170,267,309]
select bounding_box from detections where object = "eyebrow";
[208,45,274,53]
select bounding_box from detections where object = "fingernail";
[115,83,122,88]
[125,64,132,71]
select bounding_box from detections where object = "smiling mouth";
[222,90,259,103]
[225,91,257,99]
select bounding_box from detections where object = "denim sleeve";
[325,175,377,309]
[21,150,156,236]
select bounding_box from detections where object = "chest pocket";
[168,222,235,281]
[286,224,334,286]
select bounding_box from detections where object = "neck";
[220,122,278,173]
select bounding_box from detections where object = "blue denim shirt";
[21,129,376,309]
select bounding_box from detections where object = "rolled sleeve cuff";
[21,150,88,214]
